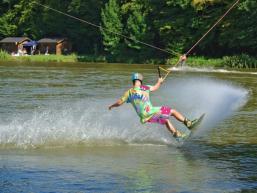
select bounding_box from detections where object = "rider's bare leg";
[171,109,192,128]
[164,119,181,137]
[170,109,185,122]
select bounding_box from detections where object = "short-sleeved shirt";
[120,85,161,123]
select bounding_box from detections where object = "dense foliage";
[223,54,257,68]
[0,0,256,63]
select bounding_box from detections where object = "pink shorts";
[147,106,172,125]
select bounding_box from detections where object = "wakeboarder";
[108,56,198,140]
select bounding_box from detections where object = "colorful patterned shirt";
[120,85,161,123]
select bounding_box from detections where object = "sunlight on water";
[170,66,257,75]
[0,63,256,193]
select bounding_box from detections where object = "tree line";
[0,0,256,63]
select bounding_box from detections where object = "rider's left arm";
[150,78,163,92]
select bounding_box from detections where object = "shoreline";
[0,51,256,69]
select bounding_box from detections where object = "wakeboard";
[189,113,205,131]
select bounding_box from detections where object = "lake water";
[0,62,256,192]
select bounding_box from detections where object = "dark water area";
[0,62,256,192]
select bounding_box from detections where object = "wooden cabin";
[37,38,71,55]
[0,37,31,54]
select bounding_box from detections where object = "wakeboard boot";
[184,118,198,130]
[173,130,188,141]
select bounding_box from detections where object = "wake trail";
[0,77,248,149]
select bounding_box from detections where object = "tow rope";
[33,0,240,81]
[159,0,240,81]
[33,1,180,57]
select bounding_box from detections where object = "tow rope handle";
[159,54,186,81]
[157,66,161,78]
[158,65,174,81]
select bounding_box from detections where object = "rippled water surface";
[0,62,256,192]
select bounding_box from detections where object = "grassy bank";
[0,50,108,63]
[19,54,78,62]
[166,54,257,68]
[0,50,256,68]
[0,50,78,62]
[166,57,223,68]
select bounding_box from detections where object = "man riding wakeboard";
[108,66,196,140]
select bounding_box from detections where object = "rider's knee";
[170,109,177,116]
[164,119,169,124]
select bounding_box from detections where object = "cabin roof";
[0,37,31,43]
[23,41,38,47]
[37,38,66,44]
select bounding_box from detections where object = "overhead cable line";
[160,0,241,81]
[33,2,181,57]
[185,0,241,56]
[33,0,240,81]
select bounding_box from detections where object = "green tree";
[189,0,226,56]
[217,0,257,56]
[0,0,19,37]
[67,0,104,54]
[0,0,256,60]
[40,0,71,38]
[0,0,43,38]
[101,0,123,56]
[0,10,17,37]
[124,3,147,50]
[150,0,194,56]
[120,0,153,62]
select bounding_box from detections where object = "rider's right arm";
[109,90,129,110]
[109,99,123,109]
[120,90,130,104]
